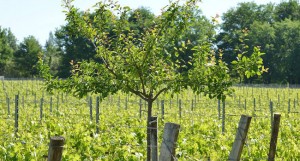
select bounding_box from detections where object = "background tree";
[216,1,300,83]
[55,25,97,77]
[14,36,42,77]
[216,2,275,69]
[44,32,61,76]
[275,0,300,21]
[0,27,17,76]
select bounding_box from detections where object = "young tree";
[39,0,266,160]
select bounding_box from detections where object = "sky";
[0,0,282,46]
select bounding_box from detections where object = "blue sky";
[0,0,281,45]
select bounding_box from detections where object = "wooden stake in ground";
[229,115,252,161]
[47,136,65,161]
[268,113,281,161]
[159,123,180,161]
[150,116,158,161]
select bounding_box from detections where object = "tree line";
[1,0,300,84]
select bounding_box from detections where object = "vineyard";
[0,79,300,160]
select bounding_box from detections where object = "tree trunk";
[147,99,153,161]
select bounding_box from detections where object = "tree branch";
[153,87,169,101]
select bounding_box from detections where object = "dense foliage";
[216,0,300,83]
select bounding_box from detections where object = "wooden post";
[40,98,44,121]
[191,99,194,111]
[89,97,93,121]
[179,99,182,118]
[244,99,247,110]
[277,94,280,107]
[259,95,261,107]
[217,99,221,119]
[268,114,281,161]
[150,116,158,161]
[50,97,53,113]
[253,98,256,112]
[56,95,59,113]
[125,95,128,110]
[288,99,290,113]
[139,99,142,119]
[297,93,299,104]
[157,99,159,111]
[6,97,10,115]
[228,115,252,161]
[159,123,180,161]
[61,92,64,103]
[34,92,37,108]
[270,101,273,127]
[47,136,65,161]
[161,100,165,120]
[15,95,19,134]
[96,96,100,134]
[222,101,225,134]
[176,94,179,109]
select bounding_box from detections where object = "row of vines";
[0,80,299,160]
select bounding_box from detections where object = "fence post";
[89,97,93,121]
[159,123,180,161]
[191,99,194,111]
[34,92,37,108]
[288,99,290,113]
[222,100,225,134]
[228,115,252,161]
[179,99,182,118]
[244,99,247,110]
[6,97,10,115]
[253,98,256,112]
[125,95,128,110]
[15,95,19,135]
[61,92,64,103]
[47,136,65,161]
[96,96,100,134]
[294,98,296,109]
[270,101,273,127]
[56,95,59,113]
[139,99,142,119]
[161,100,165,120]
[268,113,281,161]
[217,99,221,119]
[277,94,280,107]
[150,116,158,161]
[40,98,44,121]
